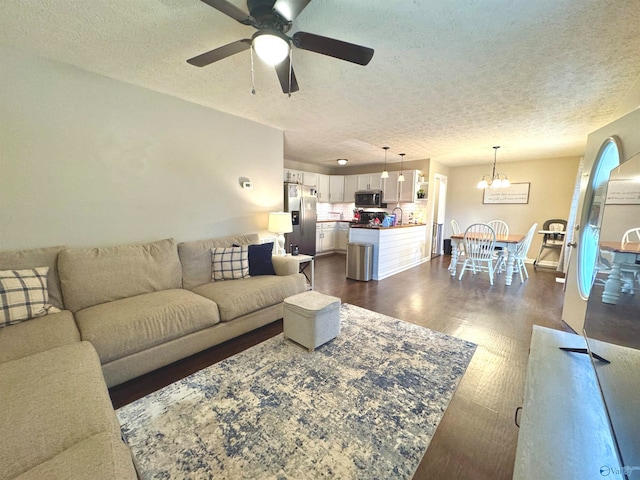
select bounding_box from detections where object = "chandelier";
[477,146,511,189]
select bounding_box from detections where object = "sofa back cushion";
[178,234,259,290]
[0,246,65,310]
[58,238,182,313]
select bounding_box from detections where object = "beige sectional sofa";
[0,234,307,479]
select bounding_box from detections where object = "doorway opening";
[431,175,448,258]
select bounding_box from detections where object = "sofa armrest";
[272,256,300,276]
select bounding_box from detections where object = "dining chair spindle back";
[514,223,538,282]
[458,223,497,285]
[487,220,509,272]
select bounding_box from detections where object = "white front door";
[562,109,640,331]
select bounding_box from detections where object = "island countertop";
[349,223,427,229]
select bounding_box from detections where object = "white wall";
[0,48,284,250]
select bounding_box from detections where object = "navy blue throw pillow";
[248,242,276,276]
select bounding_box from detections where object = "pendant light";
[381,147,390,179]
[398,153,406,182]
[477,146,511,189]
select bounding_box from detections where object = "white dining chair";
[513,223,538,283]
[621,227,640,293]
[622,227,640,244]
[458,223,497,285]
[487,220,509,273]
[449,219,465,271]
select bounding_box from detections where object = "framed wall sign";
[483,182,530,204]
[605,179,640,204]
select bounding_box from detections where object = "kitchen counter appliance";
[355,210,386,225]
[355,190,385,208]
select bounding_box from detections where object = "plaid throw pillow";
[0,267,53,327]
[211,246,249,281]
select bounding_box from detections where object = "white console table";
[514,326,623,479]
[288,254,314,290]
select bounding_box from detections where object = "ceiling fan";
[187,0,374,94]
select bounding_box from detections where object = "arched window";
[577,137,621,298]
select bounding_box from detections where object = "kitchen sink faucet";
[392,206,403,226]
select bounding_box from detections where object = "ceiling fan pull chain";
[250,46,256,95]
[288,48,292,98]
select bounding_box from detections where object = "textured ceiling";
[2,0,640,168]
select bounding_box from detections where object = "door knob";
[567,242,577,248]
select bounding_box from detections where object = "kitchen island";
[349,223,428,280]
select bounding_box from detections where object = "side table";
[288,254,315,290]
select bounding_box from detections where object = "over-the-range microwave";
[355,190,386,208]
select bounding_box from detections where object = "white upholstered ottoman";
[283,291,341,351]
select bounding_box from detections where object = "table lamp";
[268,212,293,255]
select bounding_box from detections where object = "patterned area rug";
[117,304,476,479]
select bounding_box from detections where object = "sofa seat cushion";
[15,431,136,480]
[0,310,79,364]
[192,273,307,322]
[75,289,220,364]
[0,342,135,480]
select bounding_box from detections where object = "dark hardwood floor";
[110,253,572,480]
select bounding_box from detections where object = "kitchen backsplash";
[316,202,427,223]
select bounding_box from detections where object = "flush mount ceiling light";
[252,29,290,66]
[477,146,511,189]
[398,153,406,182]
[337,158,348,165]
[381,146,390,179]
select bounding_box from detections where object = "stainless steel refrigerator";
[284,183,317,255]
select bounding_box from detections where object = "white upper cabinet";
[382,172,400,203]
[344,175,358,203]
[284,169,303,183]
[285,168,422,204]
[329,175,345,203]
[356,174,382,191]
[317,174,330,202]
[302,172,317,187]
[398,170,417,202]
[383,170,418,203]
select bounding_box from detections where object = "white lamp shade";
[477,179,489,189]
[398,173,405,182]
[253,31,290,65]
[268,212,293,234]
[381,170,389,179]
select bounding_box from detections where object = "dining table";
[599,241,640,304]
[450,232,526,286]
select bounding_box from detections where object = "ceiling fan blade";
[292,31,374,66]
[275,58,300,94]
[199,0,252,25]
[187,39,251,67]
[273,0,312,22]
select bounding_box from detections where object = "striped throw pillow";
[211,246,249,281]
[0,267,52,327]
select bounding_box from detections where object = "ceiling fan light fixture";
[337,158,348,165]
[252,30,290,65]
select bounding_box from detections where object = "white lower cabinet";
[316,222,347,254]
[337,224,349,251]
